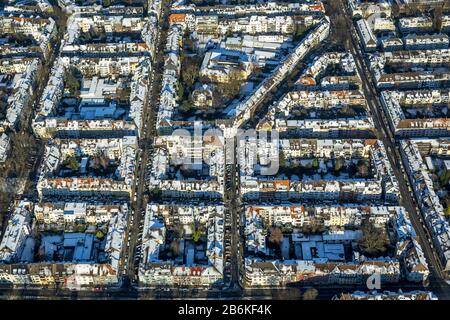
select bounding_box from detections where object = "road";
[224,136,243,289]
[0,8,67,234]
[122,2,171,285]
[327,0,449,294]
[4,278,450,300]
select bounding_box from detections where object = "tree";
[334,158,344,173]
[92,150,110,174]
[358,220,389,257]
[193,224,204,242]
[444,207,450,218]
[179,98,196,117]
[213,69,245,105]
[173,223,185,239]
[303,288,319,300]
[406,3,420,15]
[327,0,339,13]
[356,160,369,178]
[312,158,319,170]
[64,71,80,96]
[310,220,325,234]
[183,33,196,53]
[302,219,325,234]
[432,5,443,32]
[63,155,79,171]
[51,5,68,30]
[176,81,185,100]
[391,4,400,18]
[332,15,350,49]
[0,99,7,119]
[268,227,283,246]
[116,86,131,101]
[12,33,32,46]
[169,240,181,257]
[149,187,162,200]
[439,169,450,187]
[224,69,245,95]
[181,55,201,88]
[279,151,286,168]
[75,223,87,233]
[294,24,308,40]
[339,105,356,117]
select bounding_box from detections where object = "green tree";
[176,81,185,100]
[75,223,87,233]
[444,207,450,218]
[334,158,344,173]
[312,158,319,170]
[294,24,308,40]
[439,169,450,187]
[63,155,79,171]
[192,225,204,242]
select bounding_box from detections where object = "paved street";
[0,9,68,231]
[122,1,171,285]
[224,136,243,289]
[327,0,449,295]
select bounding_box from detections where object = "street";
[122,0,171,285]
[327,0,449,295]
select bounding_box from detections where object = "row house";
[400,139,450,274]
[232,16,330,128]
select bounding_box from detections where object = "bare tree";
[92,150,109,172]
[331,15,350,49]
[356,160,370,178]
[268,227,284,245]
[170,240,181,257]
[303,288,319,300]
[391,4,400,18]
[406,3,420,16]
[358,220,390,257]
[432,5,443,32]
